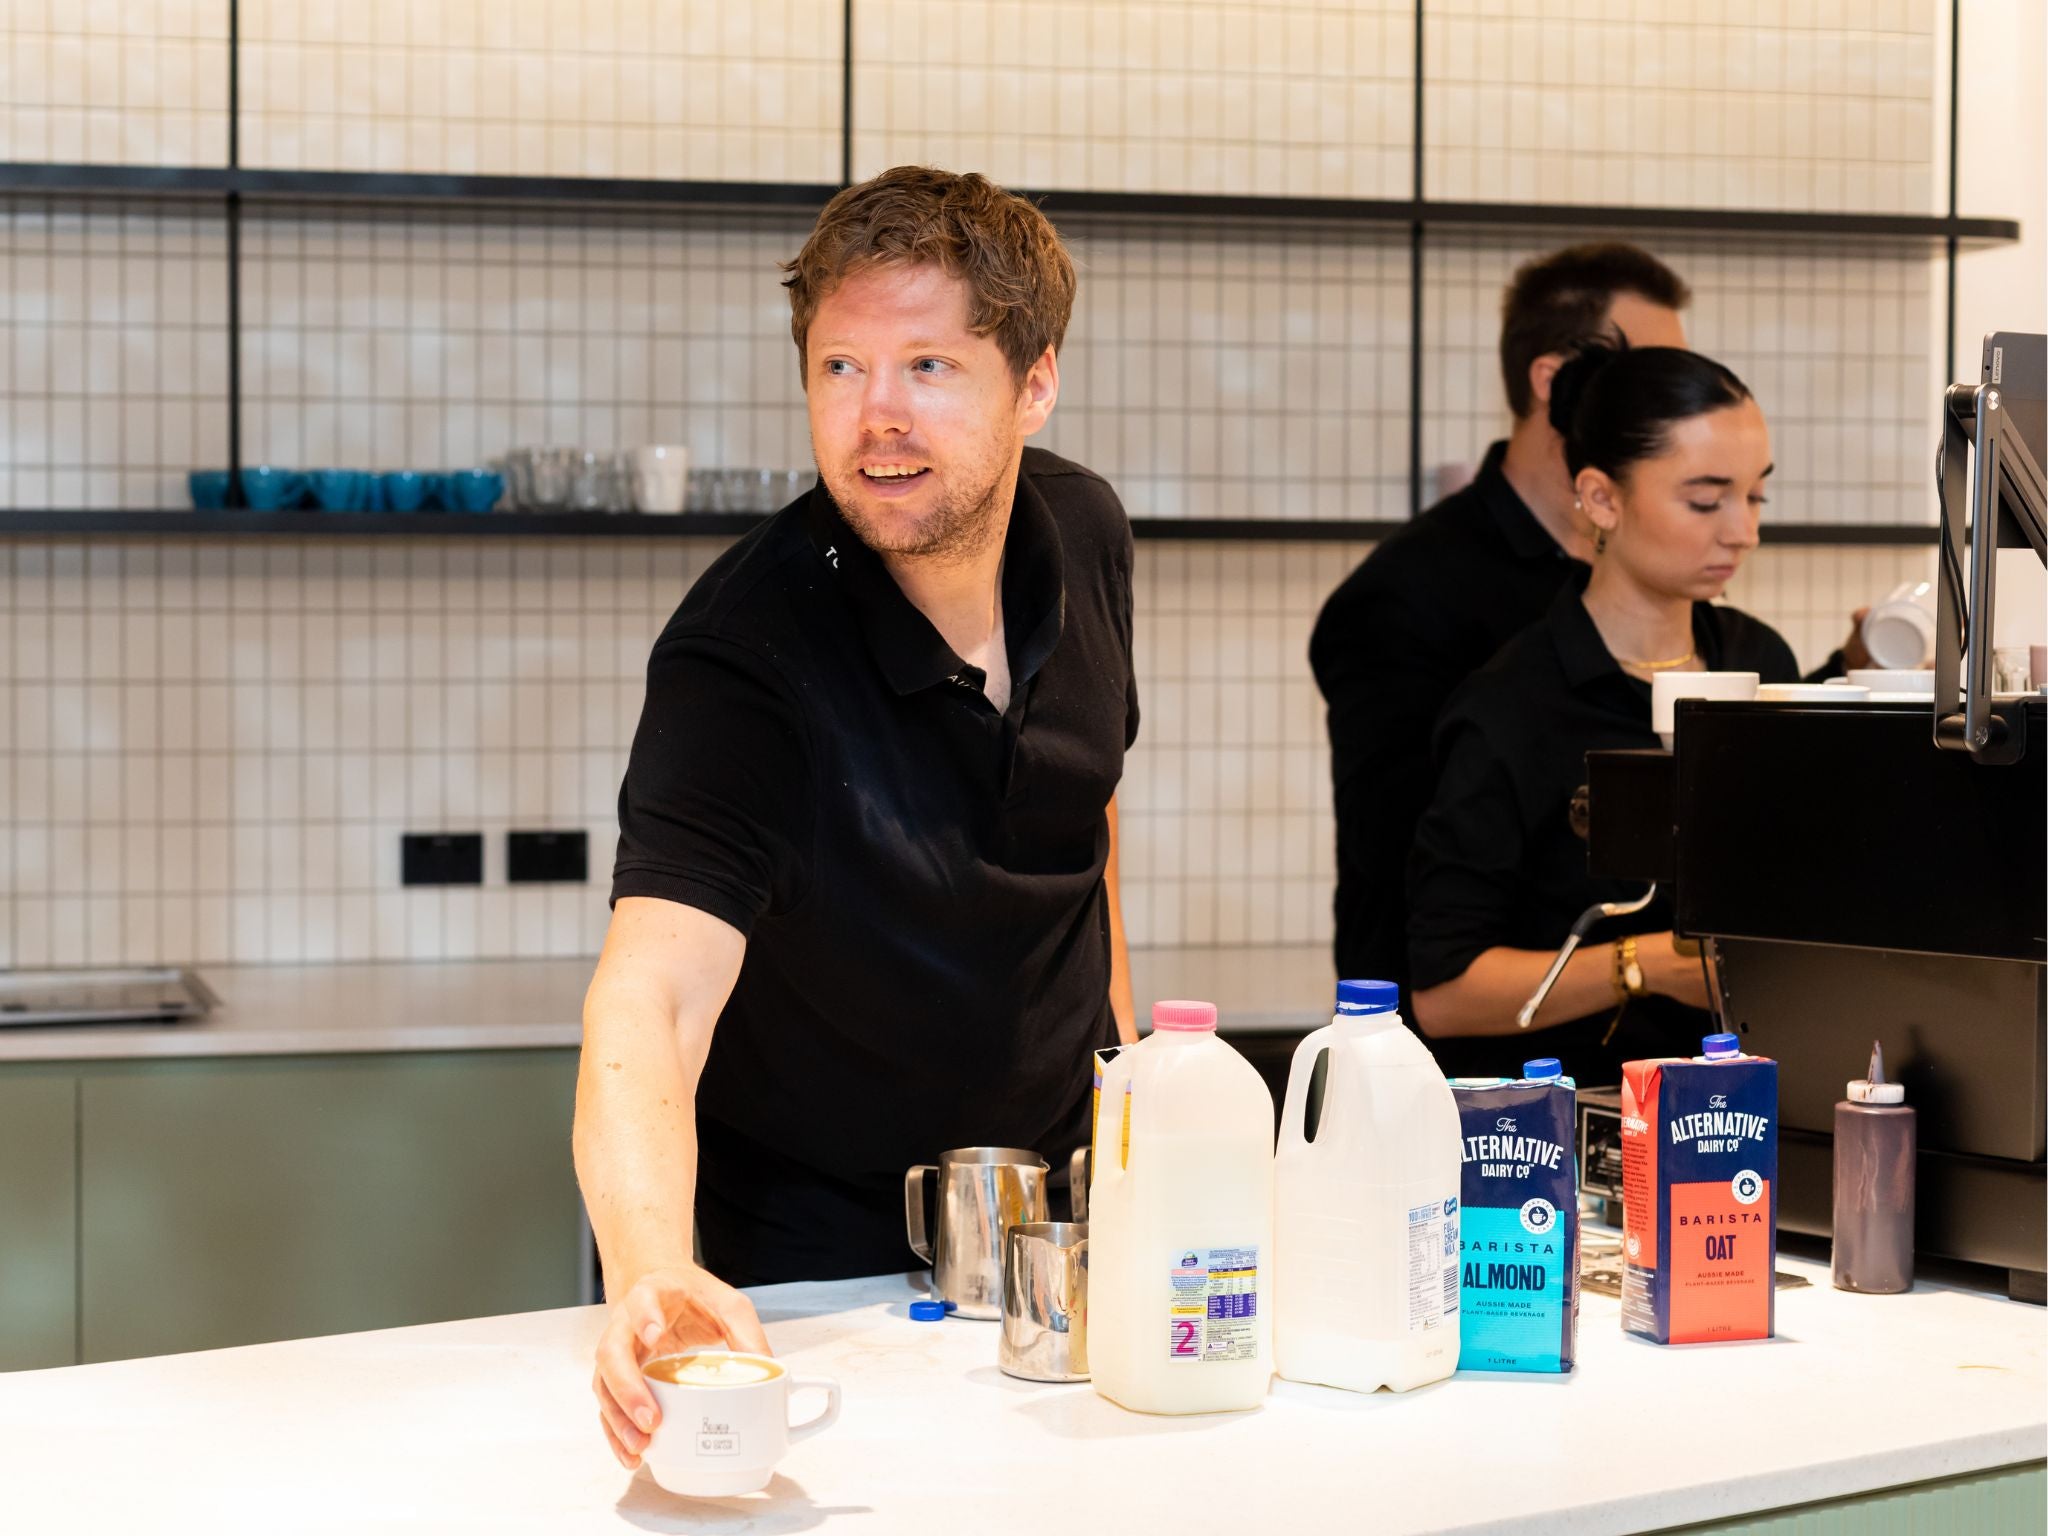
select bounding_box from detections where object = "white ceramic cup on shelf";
[631,446,690,514]
[1651,671,1761,749]
[1756,682,1870,703]
[640,1350,840,1498]
[1861,580,1936,670]
[1847,668,1935,696]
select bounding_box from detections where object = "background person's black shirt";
[1309,443,1583,996]
[1405,578,1799,1085]
[611,447,1139,1287]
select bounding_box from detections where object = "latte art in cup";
[645,1353,782,1386]
[638,1350,841,1497]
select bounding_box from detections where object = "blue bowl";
[188,469,231,510]
[381,471,428,512]
[240,466,305,511]
[445,469,505,513]
[311,469,379,512]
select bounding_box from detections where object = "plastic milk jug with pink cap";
[1087,999,1276,1415]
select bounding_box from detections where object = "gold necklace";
[1617,649,1696,672]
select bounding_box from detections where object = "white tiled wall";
[1041,219,1412,522]
[851,0,1415,199]
[239,205,815,475]
[1424,233,1940,527]
[240,0,843,184]
[0,200,233,510]
[0,0,231,167]
[0,524,1917,967]
[1422,0,1942,213]
[0,1,1968,964]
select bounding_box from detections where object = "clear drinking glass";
[527,448,577,511]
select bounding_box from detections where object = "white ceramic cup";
[1861,580,1936,670]
[1651,670,1761,748]
[641,1350,840,1498]
[1756,682,1870,703]
[631,446,690,514]
[1847,668,1935,696]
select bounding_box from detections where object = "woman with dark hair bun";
[1403,344,1800,1084]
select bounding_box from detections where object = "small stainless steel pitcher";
[904,1147,1049,1319]
[999,1221,1089,1382]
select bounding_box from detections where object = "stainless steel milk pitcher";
[904,1146,1049,1319]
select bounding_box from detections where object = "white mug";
[631,445,690,514]
[1651,670,1760,748]
[1861,580,1936,670]
[641,1350,840,1497]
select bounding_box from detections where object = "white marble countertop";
[0,946,1337,1063]
[0,1251,2039,1535]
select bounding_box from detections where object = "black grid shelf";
[0,163,2020,246]
[0,0,2017,546]
[0,512,1944,546]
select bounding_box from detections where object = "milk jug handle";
[1095,1050,1136,1186]
[1278,1024,1336,1148]
[903,1165,936,1265]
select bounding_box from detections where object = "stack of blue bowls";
[187,467,507,513]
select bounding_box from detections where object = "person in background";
[1405,344,1800,1084]
[577,167,1140,1471]
[1310,244,1692,1002]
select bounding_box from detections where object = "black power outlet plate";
[401,832,484,886]
[508,829,589,884]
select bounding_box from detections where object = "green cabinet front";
[78,1050,581,1364]
[0,1073,79,1370]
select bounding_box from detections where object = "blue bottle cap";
[1702,1032,1742,1058]
[1335,979,1400,1015]
[909,1299,948,1322]
[1522,1057,1563,1081]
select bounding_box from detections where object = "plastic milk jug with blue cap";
[1088,1000,1275,1415]
[1273,980,1463,1393]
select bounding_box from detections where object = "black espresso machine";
[1581,333,2048,1302]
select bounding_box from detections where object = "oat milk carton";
[1451,1059,1579,1372]
[1621,1033,1778,1344]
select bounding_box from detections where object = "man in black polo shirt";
[1309,244,1691,1002]
[577,168,1138,1470]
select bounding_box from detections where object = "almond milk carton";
[1621,1033,1778,1344]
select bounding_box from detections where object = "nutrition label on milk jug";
[1168,1247,1260,1362]
[1406,1200,1458,1332]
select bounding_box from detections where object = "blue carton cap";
[1522,1057,1563,1081]
[909,1299,948,1322]
[1336,979,1400,1015]
[1702,1032,1742,1058]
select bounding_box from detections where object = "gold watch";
[1612,935,1647,999]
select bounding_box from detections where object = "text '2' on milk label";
[1168,1247,1259,1362]
[1621,1047,1778,1345]
[1452,1075,1578,1372]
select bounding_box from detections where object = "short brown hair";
[1499,243,1691,418]
[782,166,1077,384]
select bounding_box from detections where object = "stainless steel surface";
[999,1221,1089,1382]
[1515,884,1658,1030]
[1068,1146,1090,1221]
[903,1147,1048,1321]
[0,968,218,1028]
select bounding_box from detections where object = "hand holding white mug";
[641,1350,842,1497]
[592,1264,770,1471]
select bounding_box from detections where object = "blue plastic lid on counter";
[909,1299,948,1322]
[1335,979,1400,1015]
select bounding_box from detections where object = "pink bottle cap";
[1152,1000,1218,1032]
